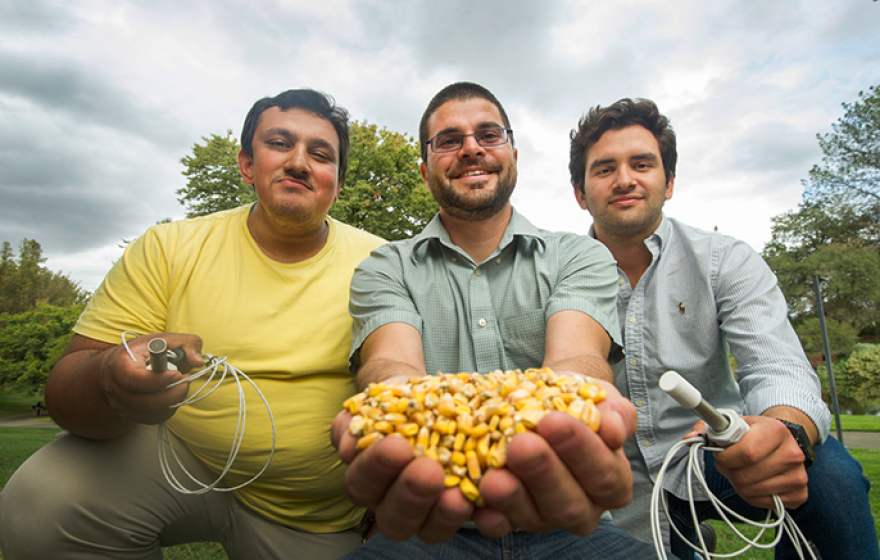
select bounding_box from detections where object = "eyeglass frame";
[427,127,514,153]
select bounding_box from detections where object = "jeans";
[667,436,879,560]
[340,523,679,559]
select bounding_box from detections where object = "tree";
[329,122,438,240]
[794,316,859,358]
[763,197,880,330]
[177,131,255,218]
[804,85,879,209]
[175,122,438,240]
[0,303,83,393]
[0,239,89,315]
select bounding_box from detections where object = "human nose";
[458,133,485,157]
[285,145,310,175]
[615,165,635,189]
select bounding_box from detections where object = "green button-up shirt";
[349,208,622,375]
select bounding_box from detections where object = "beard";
[428,159,518,222]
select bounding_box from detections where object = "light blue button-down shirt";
[609,216,830,500]
[349,208,622,375]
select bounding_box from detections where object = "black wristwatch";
[777,419,816,469]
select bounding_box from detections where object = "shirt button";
[630,359,638,366]
[451,257,457,262]
[475,269,482,276]
[636,400,645,407]
[629,316,637,324]
[478,318,487,328]
[495,258,501,264]
[643,440,652,447]
[618,278,625,286]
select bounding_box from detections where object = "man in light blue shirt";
[568,97,878,559]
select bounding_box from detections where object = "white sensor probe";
[660,370,749,447]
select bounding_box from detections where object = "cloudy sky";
[2,0,878,293]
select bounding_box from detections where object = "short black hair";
[419,82,513,161]
[241,89,350,182]
[569,98,676,192]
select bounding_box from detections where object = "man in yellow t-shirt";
[0,89,384,560]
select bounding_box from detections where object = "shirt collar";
[412,207,547,263]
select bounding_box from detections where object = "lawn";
[0,412,877,559]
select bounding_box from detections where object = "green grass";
[831,414,880,432]
[707,448,880,559]
[1,413,877,559]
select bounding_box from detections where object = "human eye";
[477,129,504,144]
[435,133,462,150]
[311,150,333,162]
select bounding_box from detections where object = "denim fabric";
[341,524,678,560]
[667,436,879,560]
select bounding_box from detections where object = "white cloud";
[1,0,877,292]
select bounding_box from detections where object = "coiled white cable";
[121,332,276,494]
[652,371,817,560]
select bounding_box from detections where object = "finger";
[593,393,636,449]
[478,466,546,532]
[331,411,358,462]
[539,411,632,511]
[504,430,597,535]
[472,505,515,539]
[374,455,446,541]
[344,434,417,509]
[415,487,474,544]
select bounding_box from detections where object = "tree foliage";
[804,85,880,208]
[0,303,83,393]
[177,130,256,218]
[0,239,89,316]
[329,122,438,240]
[175,122,438,240]
[794,316,859,358]
[763,85,880,332]
[840,344,880,402]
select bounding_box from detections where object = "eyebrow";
[433,121,504,137]
[588,152,659,171]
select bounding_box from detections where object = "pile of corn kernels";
[343,367,605,504]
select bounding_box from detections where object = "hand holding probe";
[147,338,191,373]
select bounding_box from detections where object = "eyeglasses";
[428,127,513,153]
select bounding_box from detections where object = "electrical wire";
[121,332,276,494]
[650,436,817,560]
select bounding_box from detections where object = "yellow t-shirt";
[75,205,385,532]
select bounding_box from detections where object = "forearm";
[45,349,136,439]
[356,358,425,392]
[544,354,614,384]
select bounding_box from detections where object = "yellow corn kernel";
[451,450,467,466]
[453,432,466,452]
[520,410,545,429]
[459,477,481,502]
[466,450,482,482]
[373,420,393,434]
[471,423,490,439]
[425,447,438,461]
[445,474,462,488]
[583,403,601,432]
[384,412,407,425]
[396,423,419,437]
[446,420,457,435]
[416,426,430,448]
[430,431,441,449]
[357,432,384,449]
